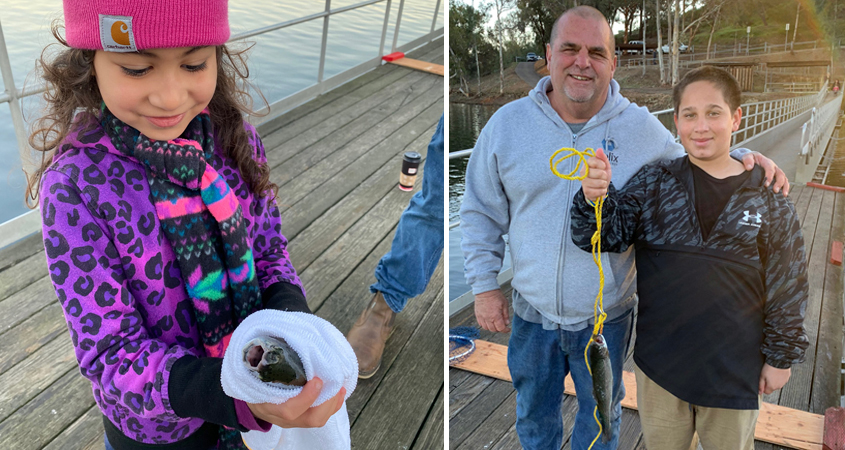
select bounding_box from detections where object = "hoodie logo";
[602,138,617,153]
[739,210,762,228]
[99,15,137,52]
[602,138,618,165]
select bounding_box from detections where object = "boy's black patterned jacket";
[570,156,809,410]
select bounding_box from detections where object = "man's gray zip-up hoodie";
[460,76,750,330]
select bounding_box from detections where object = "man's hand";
[759,364,791,395]
[247,378,345,428]
[582,148,612,203]
[475,289,510,333]
[741,152,789,196]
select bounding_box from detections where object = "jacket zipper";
[558,132,578,319]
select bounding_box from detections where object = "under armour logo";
[739,210,762,227]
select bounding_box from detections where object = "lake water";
[448,102,512,301]
[0,0,443,224]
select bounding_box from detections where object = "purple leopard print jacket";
[40,114,304,445]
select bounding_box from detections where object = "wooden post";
[823,407,845,450]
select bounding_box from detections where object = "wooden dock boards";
[452,340,826,450]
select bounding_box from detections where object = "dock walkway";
[450,181,844,450]
[0,38,444,450]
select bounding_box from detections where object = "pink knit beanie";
[62,0,230,52]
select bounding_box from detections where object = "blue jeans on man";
[508,305,635,450]
[370,114,444,312]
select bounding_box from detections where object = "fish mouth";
[242,337,308,386]
[246,345,264,368]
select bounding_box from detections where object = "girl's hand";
[582,148,612,203]
[759,364,791,395]
[247,377,346,428]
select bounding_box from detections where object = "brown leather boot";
[347,291,396,379]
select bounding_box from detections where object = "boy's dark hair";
[673,66,741,114]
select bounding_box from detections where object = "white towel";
[221,310,358,450]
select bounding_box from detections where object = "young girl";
[26,1,345,449]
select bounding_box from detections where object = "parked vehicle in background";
[662,42,689,53]
[627,40,645,54]
[526,52,538,61]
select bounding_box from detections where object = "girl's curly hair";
[25,22,275,208]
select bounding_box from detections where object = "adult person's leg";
[567,307,634,450]
[347,114,444,378]
[104,435,115,450]
[508,314,567,449]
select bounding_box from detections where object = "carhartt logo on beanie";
[63,0,230,51]
[99,15,136,52]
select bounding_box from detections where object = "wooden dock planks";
[453,340,826,450]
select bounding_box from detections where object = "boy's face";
[93,46,218,141]
[674,80,741,163]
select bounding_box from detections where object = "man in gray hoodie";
[459,6,787,450]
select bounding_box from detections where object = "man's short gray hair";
[549,6,615,54]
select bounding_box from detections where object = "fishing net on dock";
[449,326,480,365]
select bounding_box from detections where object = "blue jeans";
[508,307,635,450]
[105,436,114,450]
[370,114,444,313]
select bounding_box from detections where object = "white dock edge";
[0,208,41,249]
[449,268,513,317]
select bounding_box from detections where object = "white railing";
[765,82,821,93]
[448,88,825,229]
[618,39,832,68]
[799,93,842,165]
[0,0,443,240]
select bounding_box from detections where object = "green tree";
[514,0,626,50]
[450,0,496,93]
[513,0,565,50]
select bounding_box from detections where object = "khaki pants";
[635,364,759,450]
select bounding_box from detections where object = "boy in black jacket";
[570,66,809,449]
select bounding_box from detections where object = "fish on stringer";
[243,336,307,387]
[588,333,614,444]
